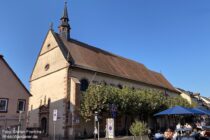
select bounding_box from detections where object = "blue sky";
[0,0,210,97]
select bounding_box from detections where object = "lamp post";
[17,111,23,140]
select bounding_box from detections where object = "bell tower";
[59,2,71,40]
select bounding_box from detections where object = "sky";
[0,0,210,97]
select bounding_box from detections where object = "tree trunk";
[124,115,128,135]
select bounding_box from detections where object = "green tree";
[80,84,109,121]
[80,84,192,126]
[129,120,148,140]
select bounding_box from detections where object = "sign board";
[94,126,98,135]
[106,118,114,139]
[110,104,117,118]
[53,109,58,122]
[94,115,98,122]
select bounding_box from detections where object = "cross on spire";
[50,22,54,30]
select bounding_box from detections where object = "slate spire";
[62,1,69,19]
[59,1,71,40]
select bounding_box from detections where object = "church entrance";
[39,103,50,136]
[41,117,47,135]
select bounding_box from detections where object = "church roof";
[53,31,178,93]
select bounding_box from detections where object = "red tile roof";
[53,32,178,93]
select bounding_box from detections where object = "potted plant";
[129,120,148,140]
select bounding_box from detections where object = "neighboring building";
[0,55,31,134]
[177,88,210,109]
[28,3,180,139]
[176,88,200,106]
[193,94,210,109]
[200,96,210,109]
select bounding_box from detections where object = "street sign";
[106,118,114,139]
[53,109,58,122]
[110,104,117,118]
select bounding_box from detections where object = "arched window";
[80,79,89,92]
[118,84,123,89]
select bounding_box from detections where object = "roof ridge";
[69,38,147,67]
[149,70,161,75]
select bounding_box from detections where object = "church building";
[28,3,180,139]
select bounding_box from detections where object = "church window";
[45,64,50,71]
[80,79,89,92]
[47,44,51,48]
[118,84,123,89]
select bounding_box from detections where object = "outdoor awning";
[154,106,205,116]
[193,108,210,116]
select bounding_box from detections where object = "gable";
[0,56,30,97]
[40,30,60,55]
[30,30,69,81]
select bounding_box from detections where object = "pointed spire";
[61,1,68,20]
[59,1,71,40]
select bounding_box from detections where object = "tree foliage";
[129,120,148,136]
[80,84,193,121]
